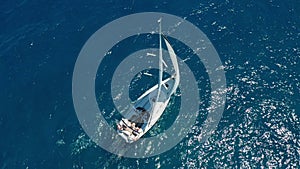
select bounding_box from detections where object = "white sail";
[163,36,180,95]
[116,19,180,143]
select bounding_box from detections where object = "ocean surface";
[0,0,299,168]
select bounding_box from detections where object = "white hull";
[117,77,175,143]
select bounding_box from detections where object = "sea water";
[0,0,299,168]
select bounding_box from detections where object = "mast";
[147,18,163,127]
[157,18,163,101]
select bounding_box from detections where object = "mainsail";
[163,35,180,95]
[147,19,180,126]
[116,18,180,143]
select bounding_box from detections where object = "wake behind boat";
[116,19,180,143]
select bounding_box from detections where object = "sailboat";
[116,19,180,143]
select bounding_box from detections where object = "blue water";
[1,0,299,168]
